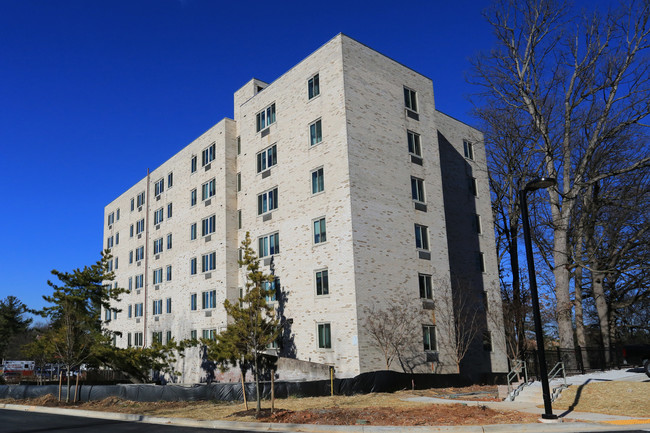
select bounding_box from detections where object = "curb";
[2,403,650,433]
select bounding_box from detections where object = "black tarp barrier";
[0,371,505,403]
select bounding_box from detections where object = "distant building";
[103,34,507,383]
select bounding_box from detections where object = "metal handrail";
[506,360,528,400]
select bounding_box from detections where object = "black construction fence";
[0,370,506,403]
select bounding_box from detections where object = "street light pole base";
[541,413,559,421]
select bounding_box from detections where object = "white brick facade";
[103,34,507,383]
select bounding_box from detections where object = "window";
[237,172,241,192]
[313,217,327,244]
[419,274,433,299]
[191,155,197,173]
[115,233,119,245]
[128,304,132,318]
[202,143,215,166]
[309,119,322,145]
[134,303,143,317]
[202,329,217,340]
[136,219,145,235]
[202,179,216,201]
[153,268,163,284]
[167,203,172,218]
[411,177,425,203]
[152,299,163,315]
[166,265,172,281]
[107,212,114,226]
[414,224,429,250]
[167,233,172,249]
[107,236,113,249]
[315,269,329,296]
[202,215,216,236]
[107,259,113,272]
[190,258,197,275]
[137,191,145,208]
[152,331,162,343]
[154,208,164,225]
[256,144,277,173]
[130,224,134,238]
[463,140,474,160]
[238,210,242,229]
[479,252,486,273]
[190,189,197,206]
[190,293,197,311]
[311,167,324,194]
[258,233,279,257]
[404,86,418,112]
[134,332,143,347]
[154,178,164,196]
[423,325,436,351]
[127,333,132,347]
[166,298,172,314]
[190,330,197,340]
[257,188,278,215]
[308,73,320,99]
[483,331,492,352]
[131,198,135,211]
[135,274,143,289]
[165,331,172,343]
[470,177,478,196]
[190,223,197,240]
[407,131,421,157]
[202,290,216,309]
[256,103,276,132]
[318,323,331,349]
[201,252,216,272]
[263,278,279,303]
[237,136,241,155]
[153,238,163,254]
[128,277,132,291]
[167,172,173,188]
[114,257,119,270]
[475,214,482,234]
[135,246,144,261]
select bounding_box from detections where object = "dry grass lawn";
[552,381,650,418]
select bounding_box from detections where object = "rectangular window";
[134,332,143,347]
[475,214,482,234]
[479,252,486,273]
[154,208,164,225]
[423,325,437,351]
[190,223,197,240]
[152,331,162,343]
[115,233,119,245]
[114,257,119,270]
[134,303,143,317]
[313,217,327,244]
[130,224,134,238]
[167,203,172,218]
[107,212,114,226]
[153,238,163,254]
[191,155,197,173]
[318,323,331,349]
[256,103,276,132]
[263,278,279,303]
[308,73,320,99]
[463,140,474,160]
[238,210,242,229]
[167,172,173,188]
[411,177,425,203]
[414,224,429,250]
[190,293,197,311]
[202,143,215,166]
[135,274,143,289]
[153,268,163,284]
[131,198,135,212]
[311,167,324,194]
[154,178,164,196]
[167,233,172,249]
[190,330,197,340]
[201,252,216,272]
[128,277,132,291]
[190,258,197,275]
[315,270,329,296]
[190,189,197,206]
[202,289,216,309]
[136,219,145,234]
[404,86,418,112]
[107,236,113,249]
[166,265,172,281]
[309,119,322,145]
[470,177,478,196]
[165,331,172,344]
[166,297,172,314]
[258,233,279,258]
[202,179,215,201]
[256,144,277,173]
[128,304,132,318]
[135,246,144,261]
[407,131,421,157]
[137,192,145,208]
[237,172,241,192]
[152,299,162,315]
[237,136,241,155]
[202,329,217,340]
[116,209,120,220]
[419,274,433,299]
[202,215,216,236]
[257,187,278,215]
[127,332,132,347]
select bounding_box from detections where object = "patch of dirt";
[552,381,650,418]
[396,385,501,401]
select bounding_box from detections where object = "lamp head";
[525,177,556,192]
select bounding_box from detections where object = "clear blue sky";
[0,0,610,316]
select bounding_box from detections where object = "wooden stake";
[58,372,62,402]
[74,373,80,403]
[330,367,334,397]
[241,372,248,410]
[271,372,275,414]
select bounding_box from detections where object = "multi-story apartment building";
[103,34,507,382]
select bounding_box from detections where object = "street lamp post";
[519,177,558,420]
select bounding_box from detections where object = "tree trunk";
[509,221,525,358]
[553,224,576,363]
[254,356,261,417]
[591,270,611,363]
[573,261,590,369]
